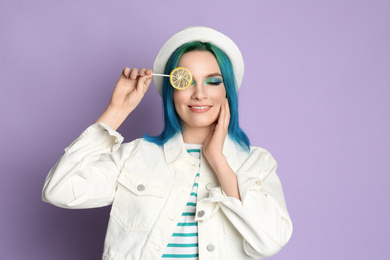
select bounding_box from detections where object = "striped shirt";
[162,144,201,259]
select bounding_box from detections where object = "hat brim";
[153,26,244,96]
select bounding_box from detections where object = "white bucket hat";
[153,26,244,96]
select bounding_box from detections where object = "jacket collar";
[163,132,236,165]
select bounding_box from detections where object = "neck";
[181,125,212,144]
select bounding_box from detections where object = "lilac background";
[1,0,389,259]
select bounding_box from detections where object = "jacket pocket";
[111,168,170,232]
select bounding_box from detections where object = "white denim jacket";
[42,123,293,260]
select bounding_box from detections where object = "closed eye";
[204,77,223,86]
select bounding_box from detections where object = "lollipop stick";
[127,73,169,78]
[150,73,170,77]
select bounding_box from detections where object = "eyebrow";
[205,73,223,78]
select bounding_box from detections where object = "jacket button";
[137,184,145,191]
[197,210,205,217]
[207,244,215,252]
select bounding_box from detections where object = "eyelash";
[207,81,222,86]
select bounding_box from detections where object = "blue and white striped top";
[161,144,201,259]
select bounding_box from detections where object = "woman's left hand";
[203,98,230,167]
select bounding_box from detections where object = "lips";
[188,105,212,113]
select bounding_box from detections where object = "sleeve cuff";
[195,187,242,221]
[195,173,263,221]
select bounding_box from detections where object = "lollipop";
[169,67,193,90]
[130,67,193,90]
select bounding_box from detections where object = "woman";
[42,26,293,260]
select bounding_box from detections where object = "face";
[173,51,226,131]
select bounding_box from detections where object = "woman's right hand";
[110,67,153,114]
[95,67,153,130]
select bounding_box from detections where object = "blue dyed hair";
[144,41,250,151]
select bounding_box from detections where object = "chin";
[187,119,218,129]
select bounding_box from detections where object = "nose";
[191,82,207,100]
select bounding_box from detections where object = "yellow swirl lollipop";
[169,67,193,90]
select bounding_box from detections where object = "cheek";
[173,91,180,106]
[212,87,226,103]
[173,91,187,112]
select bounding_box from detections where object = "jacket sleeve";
[197,149,293,259]
[42,123,131,209]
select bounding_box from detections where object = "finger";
[218,99,229,129]
[216,101,229,133]
[210,123,216,132]
[203,124,215,149]
[123,67,131,78]
[144,69,154,86]
[218,101,226,128]
[224,99,230,128]
[144,76,153,89]
[130,68,138,80]
[137,73,153,94]
[139,68,147,76]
